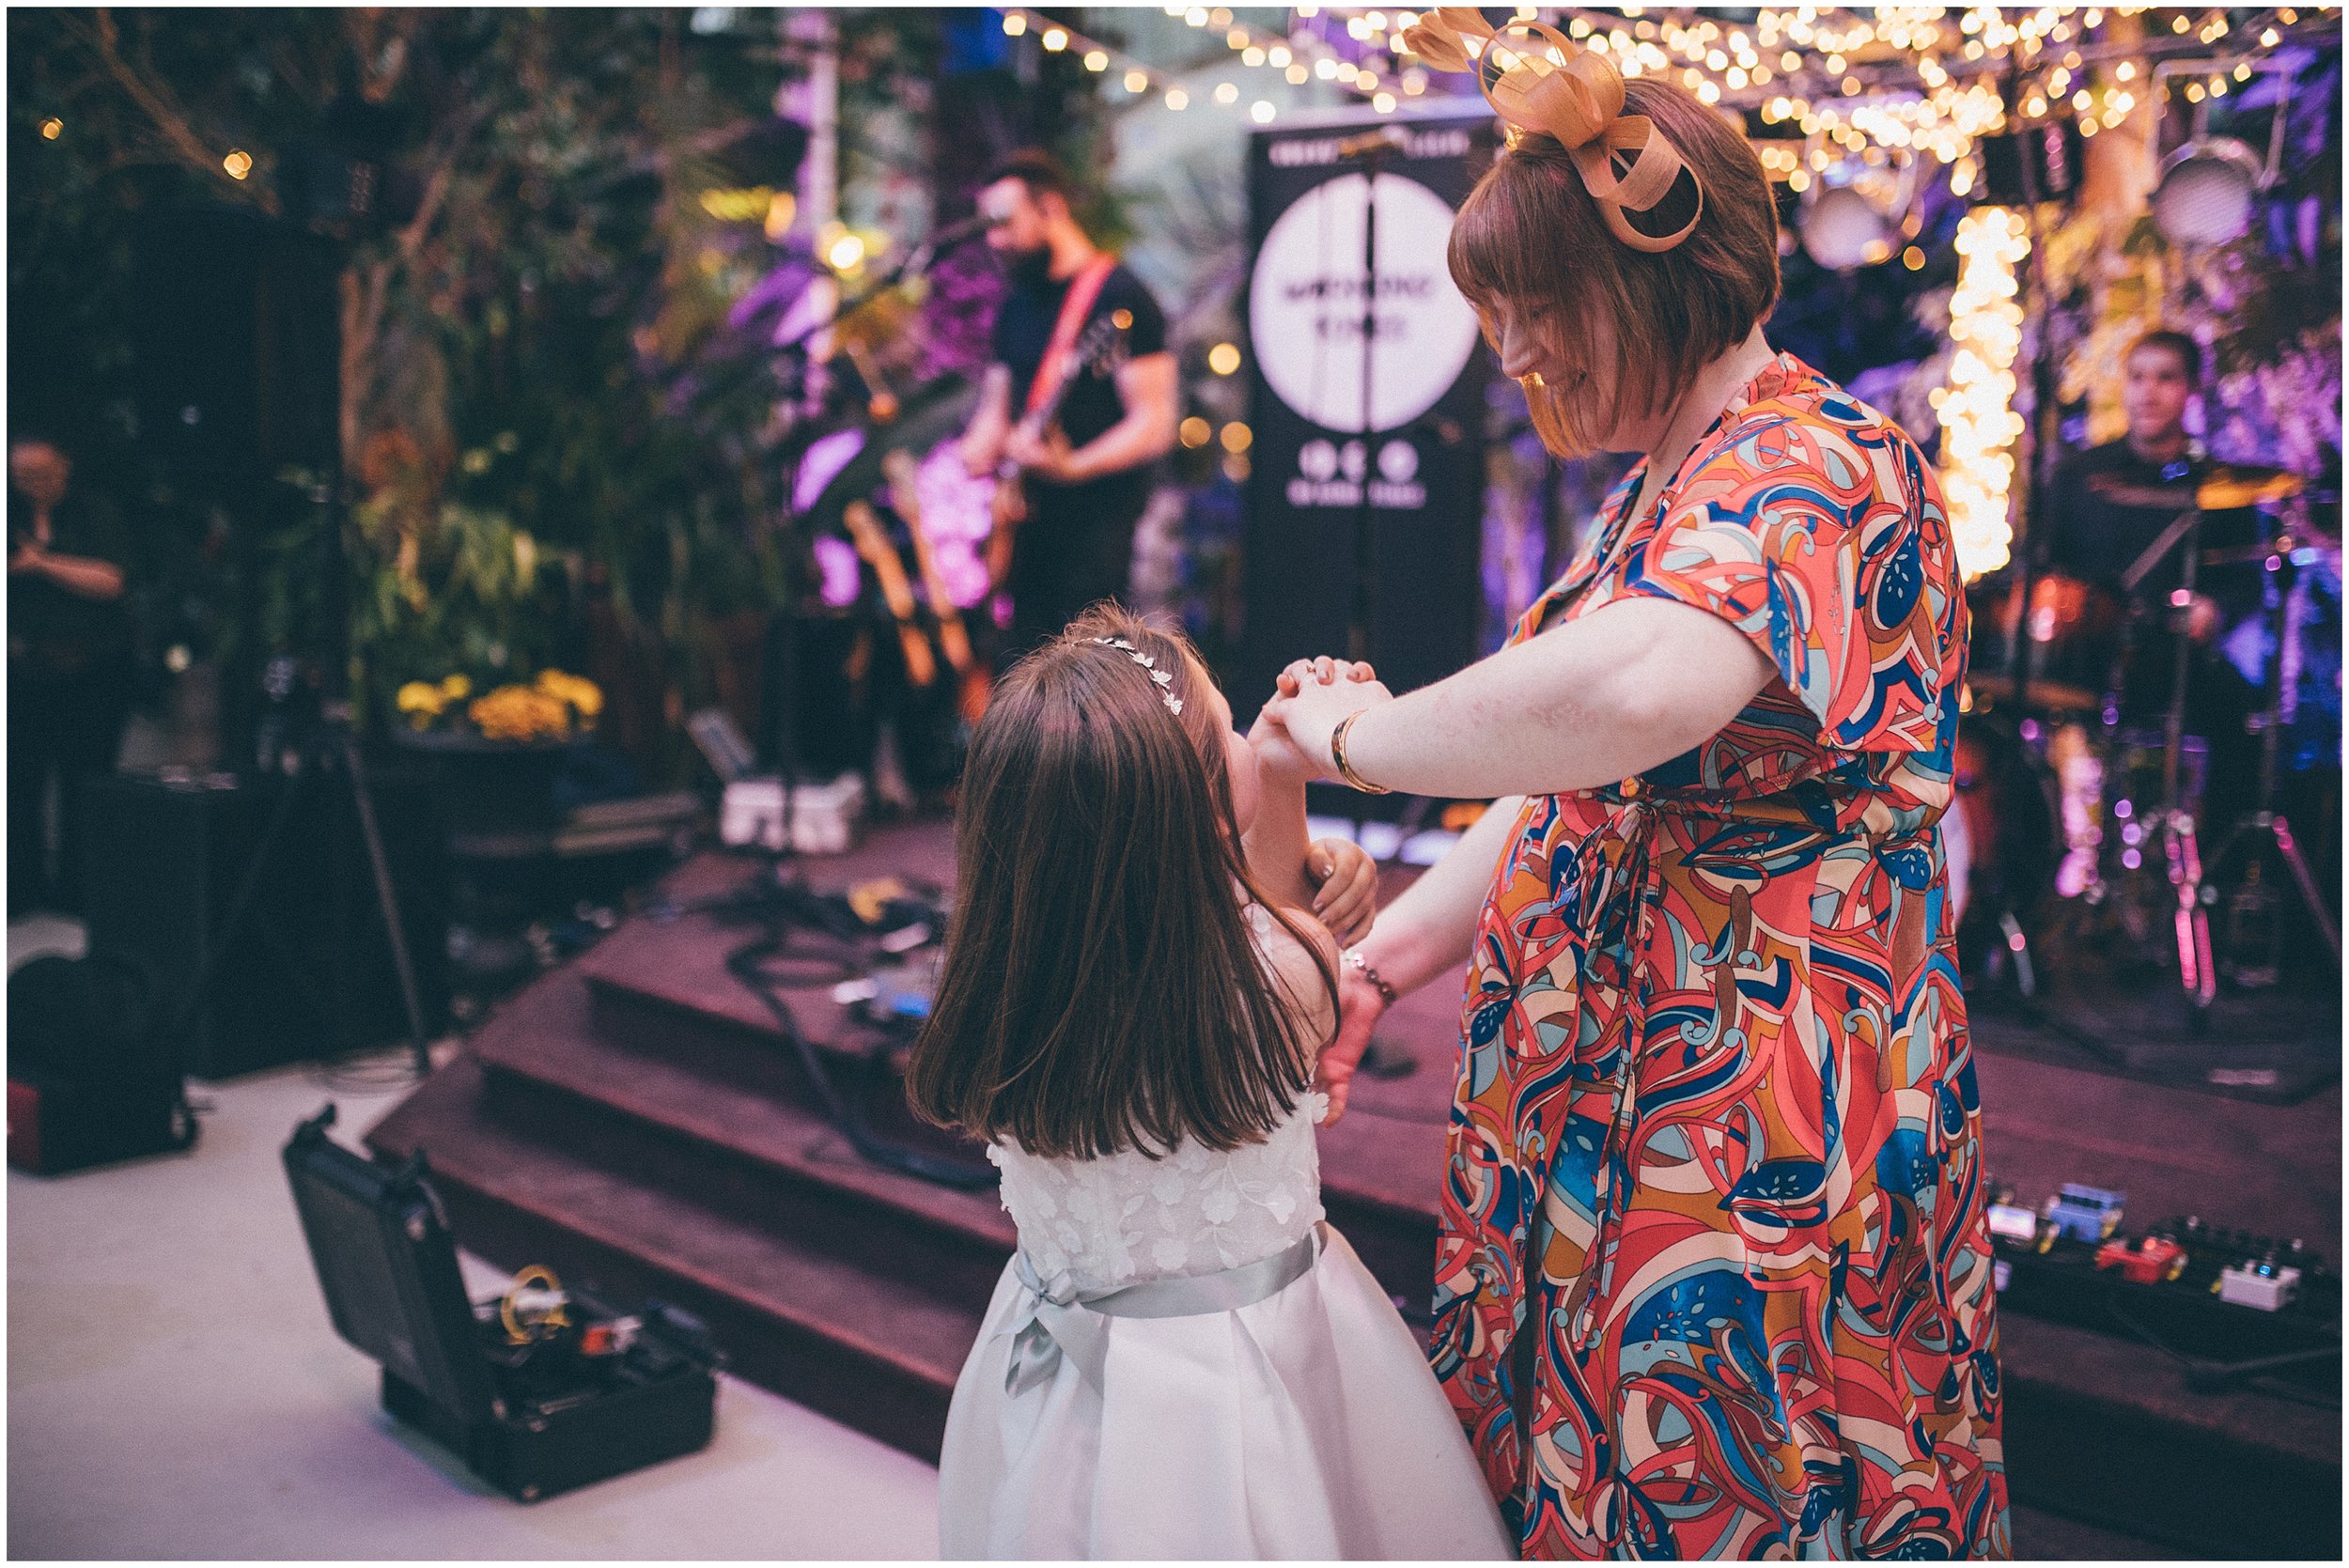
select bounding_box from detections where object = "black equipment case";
[283,1106,722,1502]
[7,953,198,1175]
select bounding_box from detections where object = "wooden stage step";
[470,969,1016,1313]
[362,831,2337,1555]
[570,846,1455,1309]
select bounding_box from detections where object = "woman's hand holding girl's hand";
[1306,838,1377,946]
[1248,705,1323,788]
[1271,655,1379,700]
[1316,957,1391,1126]
[1263,657,1394,772]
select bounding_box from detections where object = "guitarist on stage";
[957,150,1177,663]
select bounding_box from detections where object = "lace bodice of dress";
[989,1088,1329,1292]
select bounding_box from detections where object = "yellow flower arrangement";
[468,684,572,742]
[534,668,603,719]
[397,681,449,729]
[461,669,603,743]
[403,668,599,741]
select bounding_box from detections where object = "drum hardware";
[1949,709,2061,1002]
[2098,476,2293,1016]
[1965,462,2335,1008]
[2201,489,2341,984]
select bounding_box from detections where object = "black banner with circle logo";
[1236,108,1498,714]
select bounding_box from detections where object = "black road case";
[283,1105,721,1501]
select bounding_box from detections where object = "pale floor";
[7,919,943,1561]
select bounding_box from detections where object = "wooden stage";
[369,820,2340,1558]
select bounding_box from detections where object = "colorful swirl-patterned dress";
[1431,353,2009,1559]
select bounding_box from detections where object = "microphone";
[1333,125,1409,160]
[926,211,993,249]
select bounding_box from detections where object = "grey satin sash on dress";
[1003,1223,1326,1396]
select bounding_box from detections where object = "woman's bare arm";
[1267,597,1775,800]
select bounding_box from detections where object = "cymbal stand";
[2150,505,2218,1012]
[2205,512,2341,976]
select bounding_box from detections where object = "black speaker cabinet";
[132,206,343,492]
[81,767,449,1079]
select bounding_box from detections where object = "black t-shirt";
[2042,440,2261,613]
[8,491,132,677]
[990,261,1167,516]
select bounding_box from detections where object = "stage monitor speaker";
[81,768,449,1079]
[132,206,343,493]
[1237,112,1499,714]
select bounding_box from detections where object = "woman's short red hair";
[1448,80,1781,457]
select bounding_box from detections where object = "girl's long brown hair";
[906,605,1336,1160]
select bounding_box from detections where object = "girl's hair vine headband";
[1401,7,1704,254]
[1092,637,1184,717]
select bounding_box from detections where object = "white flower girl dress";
[937,1084,1514,1560]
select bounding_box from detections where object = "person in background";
[2041,333,2263,687]
[957,150,1177,663]
[9,434,133,917]
[2040,328,2263,815]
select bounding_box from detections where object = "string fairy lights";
[983,4,2322,147]
[989,5,1435,121]
[1937,207,2031,581]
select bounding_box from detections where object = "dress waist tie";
[1003,1223,1326,1395]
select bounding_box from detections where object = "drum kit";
[1952,466,2341,1015]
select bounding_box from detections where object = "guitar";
[880,447,990,722]
[842,498,939,691]
[990,310,1134,546]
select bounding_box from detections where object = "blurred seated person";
[9,433,133,918]
[2036,331,2263,806]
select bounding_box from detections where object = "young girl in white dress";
[908,606,1511,1560]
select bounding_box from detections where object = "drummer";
[2038,331,2263,812]
[2042,329,2263,645]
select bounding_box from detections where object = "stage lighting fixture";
[2153,135,2266,248]
[1797,145,1922,271]
[1799,183,1895,270]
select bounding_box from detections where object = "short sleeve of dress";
[1610,412,1963,755]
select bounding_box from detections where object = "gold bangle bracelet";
[1330,709,1391,795]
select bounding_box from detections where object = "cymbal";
[1967,672,2101,713]
[2197,467,2301,510]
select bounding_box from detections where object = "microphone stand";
[1349,140,1384,666]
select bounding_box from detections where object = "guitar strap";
[1022,256,1118,419]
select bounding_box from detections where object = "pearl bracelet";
[1342,946,1397,1007]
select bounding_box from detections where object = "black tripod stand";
[2203,505,2341,983]
[167,699,435,1081]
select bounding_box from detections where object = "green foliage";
[14,8,800,768]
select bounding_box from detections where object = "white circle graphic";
[1249,171,1481,433]
[1377,439,1420,483]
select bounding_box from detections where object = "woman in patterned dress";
[1260,18,2009,1560]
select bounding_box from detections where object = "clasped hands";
[1248,656,1399,1126]
[1252,655,1395,784]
